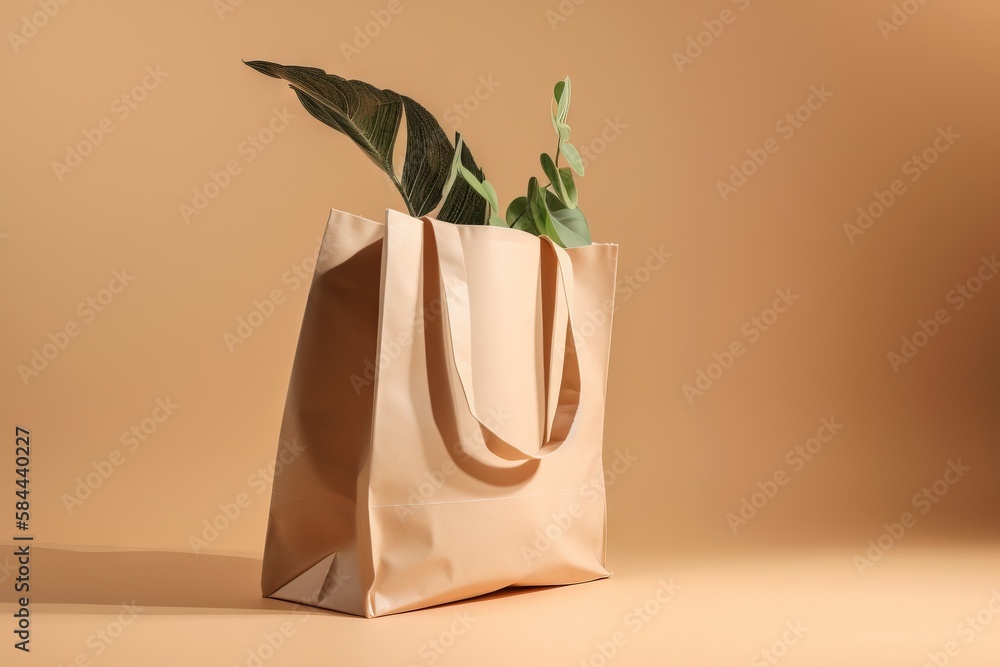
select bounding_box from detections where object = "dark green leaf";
[245,60,485,222]
[506,196,537,233]
[554,80,566,104]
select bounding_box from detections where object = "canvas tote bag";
[260,208,618,617]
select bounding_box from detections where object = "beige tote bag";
[260,208,618,617]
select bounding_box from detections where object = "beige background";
[2,0,1000,664]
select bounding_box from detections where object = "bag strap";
[427,218,582,462]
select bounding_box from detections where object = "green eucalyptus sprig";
[451,77,592,248]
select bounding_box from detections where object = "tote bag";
[260,208,618,617]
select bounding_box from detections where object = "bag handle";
[427,218,582,462]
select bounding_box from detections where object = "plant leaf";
[245,60,486,223]
[540,153,578,209]
[400,96,454,216]
[551,111,572,143]
[506,196,538,233]
[545,190,591,247]
[551,76,574,164]
[458,166,510,229]
[458,166,497,211]
[529,177,565,246]
[441,134,465,199]
[555,76,571,123]
[560,141,585,176]
[481,178,501,214]
[438,133,489,225]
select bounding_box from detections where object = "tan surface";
[2,545,1000,665]
[2,0,999,661]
